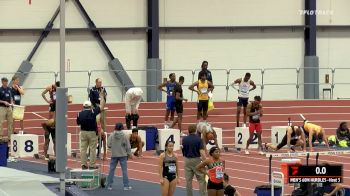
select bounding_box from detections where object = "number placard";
[271,126,288,146]
[235,127,258,149]
[10,134,38,157]
[158,129,180,151]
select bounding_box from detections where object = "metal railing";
[2,66,350,103]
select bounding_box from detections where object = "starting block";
[48,133,72,156]
[11,134,38,158]
[271,126,288,146]
[122,129,146,152]
[157,128,180,151]
[234,127,258,149]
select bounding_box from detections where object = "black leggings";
[276,134,298,150]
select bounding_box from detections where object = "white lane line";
[31,112,47,120]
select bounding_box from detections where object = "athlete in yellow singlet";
[302,121,329,150]
[189,72,214,121]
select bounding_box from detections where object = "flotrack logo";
[298,10,334,15]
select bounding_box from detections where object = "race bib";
[252,114,260,120]
[168,165,176,173]
[14,95,21,101]
[5,93,10,97]
[200,88,208,94]
[215,167,224,179]
[53,94,56,100]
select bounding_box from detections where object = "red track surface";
[5,100,350,195]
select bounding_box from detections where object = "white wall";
[0,0,350,104]
[160,0,304,26]
[0,31,147,105]
[0,0,147,28]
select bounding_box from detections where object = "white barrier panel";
[272,171,284,196]
[48,133,72,156]
[234,127,258,149]
[271,126,288,146]
[122,130,146,152]
[11,134,38,158]
[265,150,350,158]
[157,129,180,151]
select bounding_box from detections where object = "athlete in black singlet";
[265,126,306,152]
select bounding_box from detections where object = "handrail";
[2,67,350,102]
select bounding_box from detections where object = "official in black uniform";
[0,77,13,141]
[77,90,105,169]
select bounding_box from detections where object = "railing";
[2,67,350,104]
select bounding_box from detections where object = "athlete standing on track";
[231,73,256,127]
[42,81,60,119]
[245,96,263,155]
[189,72,214,122]
[159,73,177,128]
[159,141,179,196]
[170,76,188,136]
[196,147,225,196]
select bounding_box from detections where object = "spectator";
[129,128,144,157]
[76,90,105,169]
[223,173,241,196]
[182,124,207,196]
[0,77,13,142]
[106,123,134,191]
[197,61,213,84]
[336,122,350,146]
[11,76,25,132]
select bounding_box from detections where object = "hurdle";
[265,150,350,183]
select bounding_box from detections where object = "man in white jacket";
[106,123,134,190]
[125,88,143,129]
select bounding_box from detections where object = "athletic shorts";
[175,102,183,114]
[249,123,262,134]
[207,180,224,190]
[197,100,209,112]
[44,126,56,140]
[49,103,56,112]
[163,174,176,183]
[237,97,249,107]
[277,134,298,150]
[166,100,175,111]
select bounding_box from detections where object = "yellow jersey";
[198,80,209,101]
[303,122,322,135]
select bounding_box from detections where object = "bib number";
[53,94,56,100]
[252,114,259,120]
[14,95,21,101]
[168,165,176,173]
[216,168,224,179]
[200,88,208,94]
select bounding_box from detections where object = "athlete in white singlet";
[231,73,256,127]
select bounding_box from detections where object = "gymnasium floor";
[6,100,350,195]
